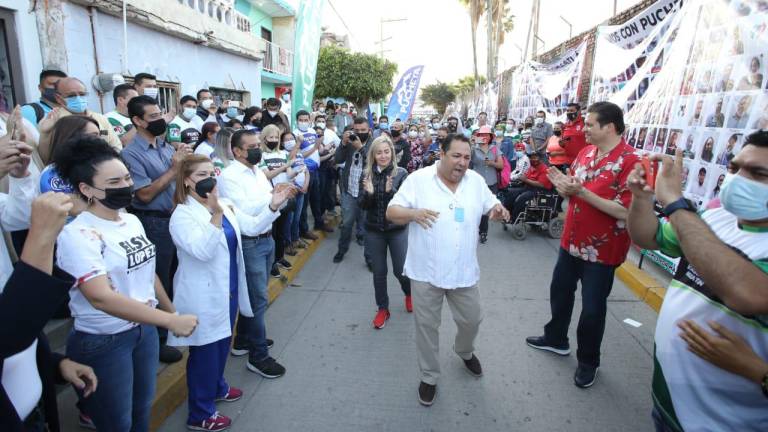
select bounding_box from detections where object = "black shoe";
[418,382,436,406]
[267,338,274,349]
[277,258,293,270]
[159,344,182,363]
[574,364,598,388]
[356,236,364,246]
[366,260,373,272]
[525,335,571,356]
[318,225,334,233]
[271,266,281,278]
[333,252,344,263]
[231,340,250,356]
[247,357,286,378]
[462,354,483,377]
[479,232,488,244]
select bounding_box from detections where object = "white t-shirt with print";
[57,211,158,335]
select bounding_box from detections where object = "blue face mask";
[379,122,389,130]
[65,95,88,113]
[515,151,525,158]
[463,129,472,138]
[720,173,768,221]
[227,107,239,118]
[495,130,504,137]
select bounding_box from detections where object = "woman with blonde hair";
[358,135,410,329]
[168,154,293,430]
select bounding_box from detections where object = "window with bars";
[123,76,181,114]
[209,87,251,108]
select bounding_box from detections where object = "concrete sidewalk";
[158,222,658,432]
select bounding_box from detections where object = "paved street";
[160,222,659,432]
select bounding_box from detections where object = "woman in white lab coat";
[168,154,295,431]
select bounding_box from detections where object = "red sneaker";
[78,413,96,430]
[215,386,243,402]
[373,309,390,329]
[405,295,413,313]
[187,412,232,431]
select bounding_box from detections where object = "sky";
[299,0,645,87]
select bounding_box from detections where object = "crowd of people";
[0,66,766,432]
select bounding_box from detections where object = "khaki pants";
[412,280,483,385]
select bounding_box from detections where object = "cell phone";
[641,154,658,189]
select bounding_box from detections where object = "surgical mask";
[266,140,279,150]
[143,87,159,100]
[201,99,214,110]
[182,107,197,120]
[194,177,216,199]
[283,139,296,151]
[42,87,58,102]
[268,110,278,117]
[418,132,426,138]
[505,124,515,132]
[379,122,389,130]
[319,107,326,113]
[316,122,326,130]
[553,130,562,137]
[534,117,544,125]
[495,130,504,137]
[720,173,768,221]
[432,122,440,129]
[515,151,525,158]
[65,95,88,113]
[566,112,578,121]
[298,122,310,132]
[341,108,349,113]
[245,148,262,165]
[145,118,167,137]
[408,130,418,139]
[92,185,134,210]
[227,107,238,118]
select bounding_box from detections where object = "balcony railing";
[177,0,250,33]
[262,39,293,77]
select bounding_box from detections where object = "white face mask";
[201,99,214,110]
[298,122,310,132]
[283,139,296,151]
[143,87,159,99]
[408,130,418,139]
[418,132,426,138]
[182,107,197,120]
[268,110,278,117]
[341,108,349,113]
[534,117,544,125]
[316,122,326,130]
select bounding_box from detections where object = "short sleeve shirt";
[259,149,289,185]
[106,111,133,138]
[121,134,176,212]
[525,163,552,189]
[167,115,201,146]
[560,140,640,266]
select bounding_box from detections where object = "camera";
[348,132,358,142]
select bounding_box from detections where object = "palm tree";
[488,0,514,80]
[459,0,484,89]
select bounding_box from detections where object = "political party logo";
[118,234,156,271]
[386,65,425,121]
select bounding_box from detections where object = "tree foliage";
[419,81,456,114]
[453,75,487,95]
[314,45,397,114]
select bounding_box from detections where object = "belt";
[131,209,172,218]
[242,231,272,240]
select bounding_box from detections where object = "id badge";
[454,206,465,223]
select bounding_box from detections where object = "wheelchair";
[501,189,564,240]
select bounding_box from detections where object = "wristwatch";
[762,371,768,398]
[662,197,694,216]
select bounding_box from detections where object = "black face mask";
[245,148,262,165]
[566,112,578,121]
[357,132,370,142]
[553,130,562,137]
[517,127,523,133]
[524,123,533,128]
[42,87,58,102]
[145,118,167,137]
[93,185,134,210]
[266,140,279,150]
[194,177,216,198]
[391,130,402,138]
[448,124,457,132]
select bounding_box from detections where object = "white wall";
[0,0,45,103]
[62,3,262,112]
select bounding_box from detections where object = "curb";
[149,217,339,431]
[616,262,666,313]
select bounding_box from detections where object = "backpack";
[23,102,46,123]
[491,146,512,189]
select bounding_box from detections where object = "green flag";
[291,0,326,127]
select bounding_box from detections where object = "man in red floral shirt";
[526,101,640,388]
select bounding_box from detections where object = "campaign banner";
[602,0,685,48]
[291,0,326,128]
[507,40,587,122]
[386,65,425,122]
[614,0,768,273]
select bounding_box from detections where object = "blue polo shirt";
[121,134,176,212]
[20,100,54,127]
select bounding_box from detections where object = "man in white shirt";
[217,129,291,379]
[387,134,509,406]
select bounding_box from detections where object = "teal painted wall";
[261,82,276,100]
[235,0,273,36]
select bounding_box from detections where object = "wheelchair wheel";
[511,223,527,240]
[548,218,564,239]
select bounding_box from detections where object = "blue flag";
[386,65,424,122]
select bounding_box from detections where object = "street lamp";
[560,15,572,39]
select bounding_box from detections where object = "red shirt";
[562,116,587,165]
[560,140,640,266]
[525,162,552,189]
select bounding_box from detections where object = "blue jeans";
[136,214,176,341]
[286,193,305,242]
[337,191,367,256]
[543,248,617,368]
[235,236,274,362]
[67,324,159,432]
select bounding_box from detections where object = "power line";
[326,0,357,48]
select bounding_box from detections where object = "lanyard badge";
[449,201,464,223]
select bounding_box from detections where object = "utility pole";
[522,0,537,62]
[560,15,572,39]
[486,0,493,85]
[532,0,541,58]
[377,17,407,59]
